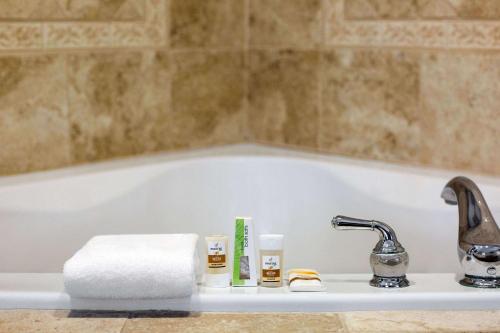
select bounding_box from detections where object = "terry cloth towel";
[63,234,199,299]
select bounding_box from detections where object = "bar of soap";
[287,268,325,292]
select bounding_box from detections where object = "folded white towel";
[63,234,199,299]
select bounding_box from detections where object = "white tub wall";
[0,145,499,275]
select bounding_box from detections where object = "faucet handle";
[332,215,401,247]
[331,215,375,230]
[331,215,410,288]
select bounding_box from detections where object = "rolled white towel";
[63,234,199,299]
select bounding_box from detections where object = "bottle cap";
[204,273,231,288]
[259,234,284,251]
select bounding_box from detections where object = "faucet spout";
[441,176,500,288]
[441,176,500,248]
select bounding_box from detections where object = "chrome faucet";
[331,215,409,288]
[441,176,500,288]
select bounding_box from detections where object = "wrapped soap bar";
[287,268,325,292]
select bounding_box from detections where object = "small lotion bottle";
[205,235,230,287]
[259,234,284,288]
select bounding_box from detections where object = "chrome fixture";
[441,176,500,288]
[331,215,409,288]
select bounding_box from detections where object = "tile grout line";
[3,45,500,57]
[62,51,74,166]
[417,48,425,169]
[41,22,47,49]
[164,0,173,133]
[317,0,329,151]
[119,318,127,333]
[164,0,171,51]
[337,312,351,332]
[243,0,252,143]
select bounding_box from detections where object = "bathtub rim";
[1,143,499,188]
[1,272,500,312]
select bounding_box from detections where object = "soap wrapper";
[232,217,257,286]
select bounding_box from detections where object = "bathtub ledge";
[1,273,499,312]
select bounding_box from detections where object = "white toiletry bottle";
[259,234,284,288]
[205,235,230,287]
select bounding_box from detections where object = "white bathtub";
[1,144,499,311]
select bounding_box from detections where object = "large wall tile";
[0,55,71,175]
[250,0,323,48]
[420,52,500,175]
[170,0,245,48]
[0,0,144,21]
[168,51,246,148]
[320,49,420,163]
[345,0,422,20]
[452,0,500,19]
[248,50,320,147]
[345,0,500,20]
[327,0,500,49]
[0,0,164,51]
[67,51,171,163]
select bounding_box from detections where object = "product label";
[207,240,226,268]
[261,255,280,282]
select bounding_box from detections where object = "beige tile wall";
[0,0,499,176]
